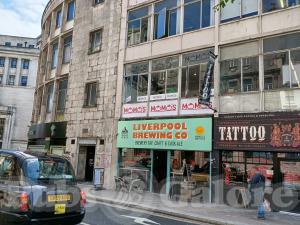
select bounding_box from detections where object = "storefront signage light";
[117,118,212,151]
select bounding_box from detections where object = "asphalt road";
[80,201,208,225]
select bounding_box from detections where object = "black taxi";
[0,150,85,225]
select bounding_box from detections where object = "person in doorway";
[249,167,266,219]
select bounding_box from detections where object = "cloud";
[0,0,48,37]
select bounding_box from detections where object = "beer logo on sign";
[195,126,205,141]
[121,127,129,139]
[270,123,300,148]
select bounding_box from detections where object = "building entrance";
[77,145,96,182]
[152,150,167,193]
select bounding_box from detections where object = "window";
[94,0,104,5]
[22,59,30,69]
[67,1,75,21]
[0,119,4,140]
[264,32,300,90]
[184,0,214,33]
[127,6,150,46]
[17,43,23,48]
[124,62,149,103]
[48,19,52,36]
[262,0,300,13]
[7,75,15,85]
[46,83,54,113]
[20,76,28,86]
[84,82,97,107]
[51,43,58,69]
[5,42,11,46]
[151,56,179,99]
[56,9,62,28]
[154,0,180,39]
[221,0,258,23]
[57,79,68,112]
[10,58,17,68]
[28,44,35,49]
[63,36,72,64]
[181,49,212,98]
[0,57,4,67]
[89,29,102,53]
[0,154,21,180]
[0,75,3,85]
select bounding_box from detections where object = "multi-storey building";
[29,0,121,188]
[115,0,300,214]
[0,35,39,150]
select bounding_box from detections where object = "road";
[80,201,208,225]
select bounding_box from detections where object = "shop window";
[127,6,150,46]
[184,0,214,33]
[0,57,5,67]
[46,83,54,113]
[220,0,258,23]
[63,36,72,64]
[124,61,149,103]
[51,43,58,69]
[220,56,259,94]
[154,0,180,39]
[119,149,151,191]
[181,49,212,98]
[56,79,68,113]
[151,56,179,99]
[84,82,97,107]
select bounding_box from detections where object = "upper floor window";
[20,76,28,87]
[221,0,258,23]
[127,6,150,46]
[181,49,212,98]
[154,0,180,39]
[94,0,104,5]
[124,61,149,103]
[48,19,52,36]
[84,82,97,107]
[51,43,59,69]
[0,75,3,85]
[46,83,54,113]
[263,32,300,90]
[63,36,72,64]
[67,1,75,21]
[151,56,179,100]
[5,42,11,46]
[220,42,259,94]
[57,79,68,112]
[7,75,15,86]
[263,0,300,13]
[0,57,5,67]
[89,29,102,53]
[28,44,35,49]
[0,119,4,141]
[17,43,23,48]
[184,0,214,33]
[22,59,30,69]
[10,58,17,68]
[56,9,62,28]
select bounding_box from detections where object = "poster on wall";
[117,118,212,151]
[122,103,147,118]
[149,100,178,117]
[214,112,300,151]
[180,98,214,115]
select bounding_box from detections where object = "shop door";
[152,150,167,193]
[276,159,300,214]
[85,146,96,182]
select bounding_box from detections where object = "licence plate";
[54,204,66,215]
[48,194,71,202]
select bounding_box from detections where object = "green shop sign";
[117,118,212,151]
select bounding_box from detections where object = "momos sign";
[215,113,300,151]
[117,118,212,151]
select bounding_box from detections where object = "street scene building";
[115,0,300,214]
[0,35,39,150]
[29,0,121,188]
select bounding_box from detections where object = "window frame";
[84,82,98,107]
[63,36,72,64]
[0,57,5,67]
[10,58,17,68]
[67,0,75,21]
[94,0,105,6]
[46,83,55,113]
[89,29,103,54]
[7,75,16,86]
[56,9,62,28]
[51,43,59,69]
[56,79,68,113]
[20,76,28,87]
[22,59,30,70]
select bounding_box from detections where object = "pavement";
[79,184,300,225]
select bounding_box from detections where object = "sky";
[0,0,48,38]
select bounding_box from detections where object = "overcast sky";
[0,0,48,38]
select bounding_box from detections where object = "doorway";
[152,150,167,193]
[85,146,95,182]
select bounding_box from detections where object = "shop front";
[117,118,212,201]
[214,112,300,214]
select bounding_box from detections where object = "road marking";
[80,223,91,225]
[121,215,160,225]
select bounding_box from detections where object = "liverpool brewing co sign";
[214,112,300,151]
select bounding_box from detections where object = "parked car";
[0,150,85,225]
